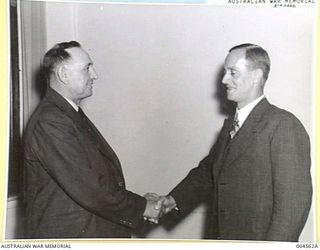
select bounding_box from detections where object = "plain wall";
[9,1,316,241]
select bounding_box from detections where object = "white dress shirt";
[236,95,265,128]
[63,97,79,112]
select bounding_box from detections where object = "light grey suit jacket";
[170,98,312,241]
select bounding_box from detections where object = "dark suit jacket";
[23,88,146,238]
[170,98,312,241]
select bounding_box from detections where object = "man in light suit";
[23,41,162,238]
[152,43,312,241]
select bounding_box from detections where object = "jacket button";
[118,182,124,187]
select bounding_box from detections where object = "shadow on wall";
[34,66,48,100]
[134,66,236,239]
[214,65,236,118]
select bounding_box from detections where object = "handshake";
[142,193,177,224]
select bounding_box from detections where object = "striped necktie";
[229,112,240,139]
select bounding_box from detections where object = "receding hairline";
[227,43,271,81]
[62,47,92,65]
[224,49,249,68]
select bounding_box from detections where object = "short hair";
[229,43,271,82]
[42,41,81,82]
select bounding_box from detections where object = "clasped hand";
[143,193,177,224]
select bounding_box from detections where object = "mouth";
[86,84,93,91]
[226,86,235,92]
[226,86,237,96]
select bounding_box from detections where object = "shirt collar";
[62,96,79,112]
[236,95,265,127]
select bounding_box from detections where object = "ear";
[252,68,263,85]
[56,64,69,84]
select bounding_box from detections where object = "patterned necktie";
[229,112,240,139]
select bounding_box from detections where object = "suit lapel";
[213,118,233,180]
[82,114,123,172]
[222,98,271,169]
[45,88,83,124]
[45,88,123,173]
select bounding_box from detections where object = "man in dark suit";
[23,41,162,238]
[152,43,312,241]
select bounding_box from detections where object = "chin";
[87,90,93,96]
[226,94,236,102]
[81,92,93,100]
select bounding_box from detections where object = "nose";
[91,67,98,80]
[222,72,228,85]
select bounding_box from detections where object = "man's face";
[222,49,257,109]
[64,47,98,103]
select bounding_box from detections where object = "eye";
[230,70,239,77]
[84,63,93,72]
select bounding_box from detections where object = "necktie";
[78,107,94,134]
[229,112,240,139]
[78,107,86,119]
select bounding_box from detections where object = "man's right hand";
[143,194,165,224]
[143,193,177,224]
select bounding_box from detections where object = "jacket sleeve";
[29,113,146,229]
[266,114,312,241]
[169,145,215,215]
